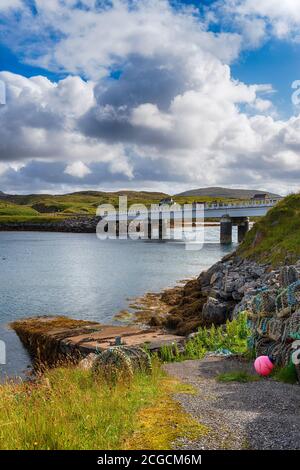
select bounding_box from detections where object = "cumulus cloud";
[0,71,134,189]
[64,161,91,178]
[0,0,241,78]
[212,0,300,46]
[0,0,22,11]
[0,0,299,194]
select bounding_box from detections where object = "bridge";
[102,198,281,244]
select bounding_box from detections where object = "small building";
[159,197,174,206]
[252,193,268,200]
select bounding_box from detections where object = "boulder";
[201,297,229,325]
[210,271,222,285]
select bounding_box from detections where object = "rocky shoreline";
[128,252,271,334]
[0,217,221,233]
[132,251,300,369]
[0,216,101,233]
[9,248,300,377]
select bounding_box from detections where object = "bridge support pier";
[147,217,152,239]
[237,217,250,243]
[158,212,170,240]
[220,216,250,245]
[158,213,163,240]
[145,216,157,240]
[220,215,232,244]
[145,212,172,240]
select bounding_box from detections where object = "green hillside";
[0,189,261,223]
[0,201,39,217]
[238,193,300,265]
[0,191,169,221]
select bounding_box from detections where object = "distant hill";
[0,187,283,224]
[175,187,281,199]
[0,190,170,219]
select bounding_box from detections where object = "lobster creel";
[92,346,152,382]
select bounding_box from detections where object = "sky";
[0,0,300,195]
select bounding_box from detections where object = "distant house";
[251,193,269,200]
[159,197,174,206]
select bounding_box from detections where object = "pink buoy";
[254,356,274,376]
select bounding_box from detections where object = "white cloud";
[131,104,173,131]
[0,1,299,194]
[0,0,22,11]
[0,71,132,182]
[213,0,300,45]
[1,0,241,79]
[64,161,91,178]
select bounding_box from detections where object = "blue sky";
[1,25,298,118]
[0,0,300,194]
[232,39,300,118]
[0,43,67,81]
[1,0,299,117]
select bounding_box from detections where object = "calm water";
[0,229,237,380]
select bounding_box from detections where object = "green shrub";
[272,363,298,384]
[160,313,250,362]
[160,343,181,362]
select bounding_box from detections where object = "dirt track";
[164,357,300,450]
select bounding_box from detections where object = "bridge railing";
[103,198,280,216]
[114,198,281,215]
[204,198,281,210]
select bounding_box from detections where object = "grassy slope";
[238,193,300,265]
[0,191,169,222]
[0,363,205,450]
[0,190,258,224]
[0,201,39,217]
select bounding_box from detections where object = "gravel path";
[164,357,300,450]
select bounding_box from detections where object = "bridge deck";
[104,198,280,221]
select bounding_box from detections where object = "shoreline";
[0,220,223,233]
[0,224,233,379]
[4,248,300,379]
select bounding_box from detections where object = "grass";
[238,193,300,265]
[0,201,39,217]
[272,363,298,384]
[0,191,170,218]
[124,377,208,450]
[160,312,250,362]
[0,190,264,223]
[217,371,259,383]
[0,361,207,450]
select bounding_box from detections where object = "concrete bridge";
[103,198,281,244]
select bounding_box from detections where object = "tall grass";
[238,193,300,265]
[272,363,298,384]
[0,364,163,450]
[0,361,207,450]
[160,313,250,362]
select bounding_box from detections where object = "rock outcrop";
[161,250,300,334]
[161,252,300,369]
[0,216,101,233]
